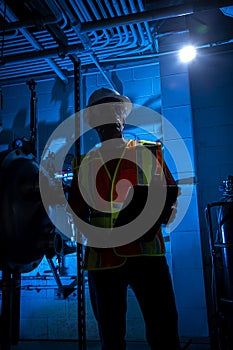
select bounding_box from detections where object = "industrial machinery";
[0,143,77,350]
[0,81,77,350]
[0,55,86,348]
[205,175,233,350]
[0,142,56,350]
[0,145,55,273]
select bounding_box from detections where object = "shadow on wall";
[111,71,124,94]
[38,77,75,157]
[111,70,161,112]
[0,108,28,150]
[13,108,29,141]
[51,77,74,120]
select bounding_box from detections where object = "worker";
[68,88,181,350]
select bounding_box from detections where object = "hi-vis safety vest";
[69,140,176,270]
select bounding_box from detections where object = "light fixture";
[179,45,197,63]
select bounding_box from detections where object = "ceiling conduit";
[1,0,233,84]
[92,0,154,61]
[80,1,233,32]
[69,0,149,74]
[1,1,69,83]
[0,15,60,33]
[102,0,128,47]
[55,0,116,88]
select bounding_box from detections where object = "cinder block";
[168,192,200,233]
[115,68,134,82]
[85,74,98,88]
[161,73,191,108]
[170,231,203,269]
[133,64,159,80]
[124,79,153,98]
[159,51,189,76]
[162,138,195,174]
[162,105,193,140]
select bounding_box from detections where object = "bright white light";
[179,45,197,63]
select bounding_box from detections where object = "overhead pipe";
[1,33,233,69]
[111,0,133,46]
[44,57,68,84]
[2,1,68,83]
[98,0,125,46]
[1,0,150,74]
[80,1,233,33]
[0,44,83,65]
[90,0,146,55]
[98,43,153,61]
[88,0,111,47]
[114,0,138,48]
[69,1,135,66]
[138,0,155,50]
[98,37,233,62]
[3,41,233,86]
[70,0,102,47]
[129,0,146,48]
[73,0,107,46]
[74,0,111,48]
[0,15,61,33]
[17,46,233,86]
[91,0,153,59]
[56,0,116,89]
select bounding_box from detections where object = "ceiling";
[0,0,233,86]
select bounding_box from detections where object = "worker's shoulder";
[129,139,162,148]
[139,139,161,146]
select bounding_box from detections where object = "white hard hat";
[87,87,132,116]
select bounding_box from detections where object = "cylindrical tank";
[0,148,55,273]
[216,202,233,301]
[215,176,233,301]
[212,176,233,350]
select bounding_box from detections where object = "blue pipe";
[87,0,111,47]
[4,2,68,83]
[129,0,146,47]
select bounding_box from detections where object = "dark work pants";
[88,256,181,350]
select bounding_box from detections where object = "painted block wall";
[188,50,233,341]
[189,50,233,250]
[159,52,209,338]
[0,60,206,341]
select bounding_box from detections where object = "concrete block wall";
[189,51,233,240]
[188,50,233,343]
[159,53,209,338]
[0,58,208,341]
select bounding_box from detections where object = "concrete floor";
[9,340,211,350]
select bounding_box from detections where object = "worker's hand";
[166,187,181,224]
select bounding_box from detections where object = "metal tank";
[205,175,233,350]
[216,190,233,302]
[0,81,77,350]
[0,146,55,273]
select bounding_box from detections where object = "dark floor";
[9,340,211,350]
